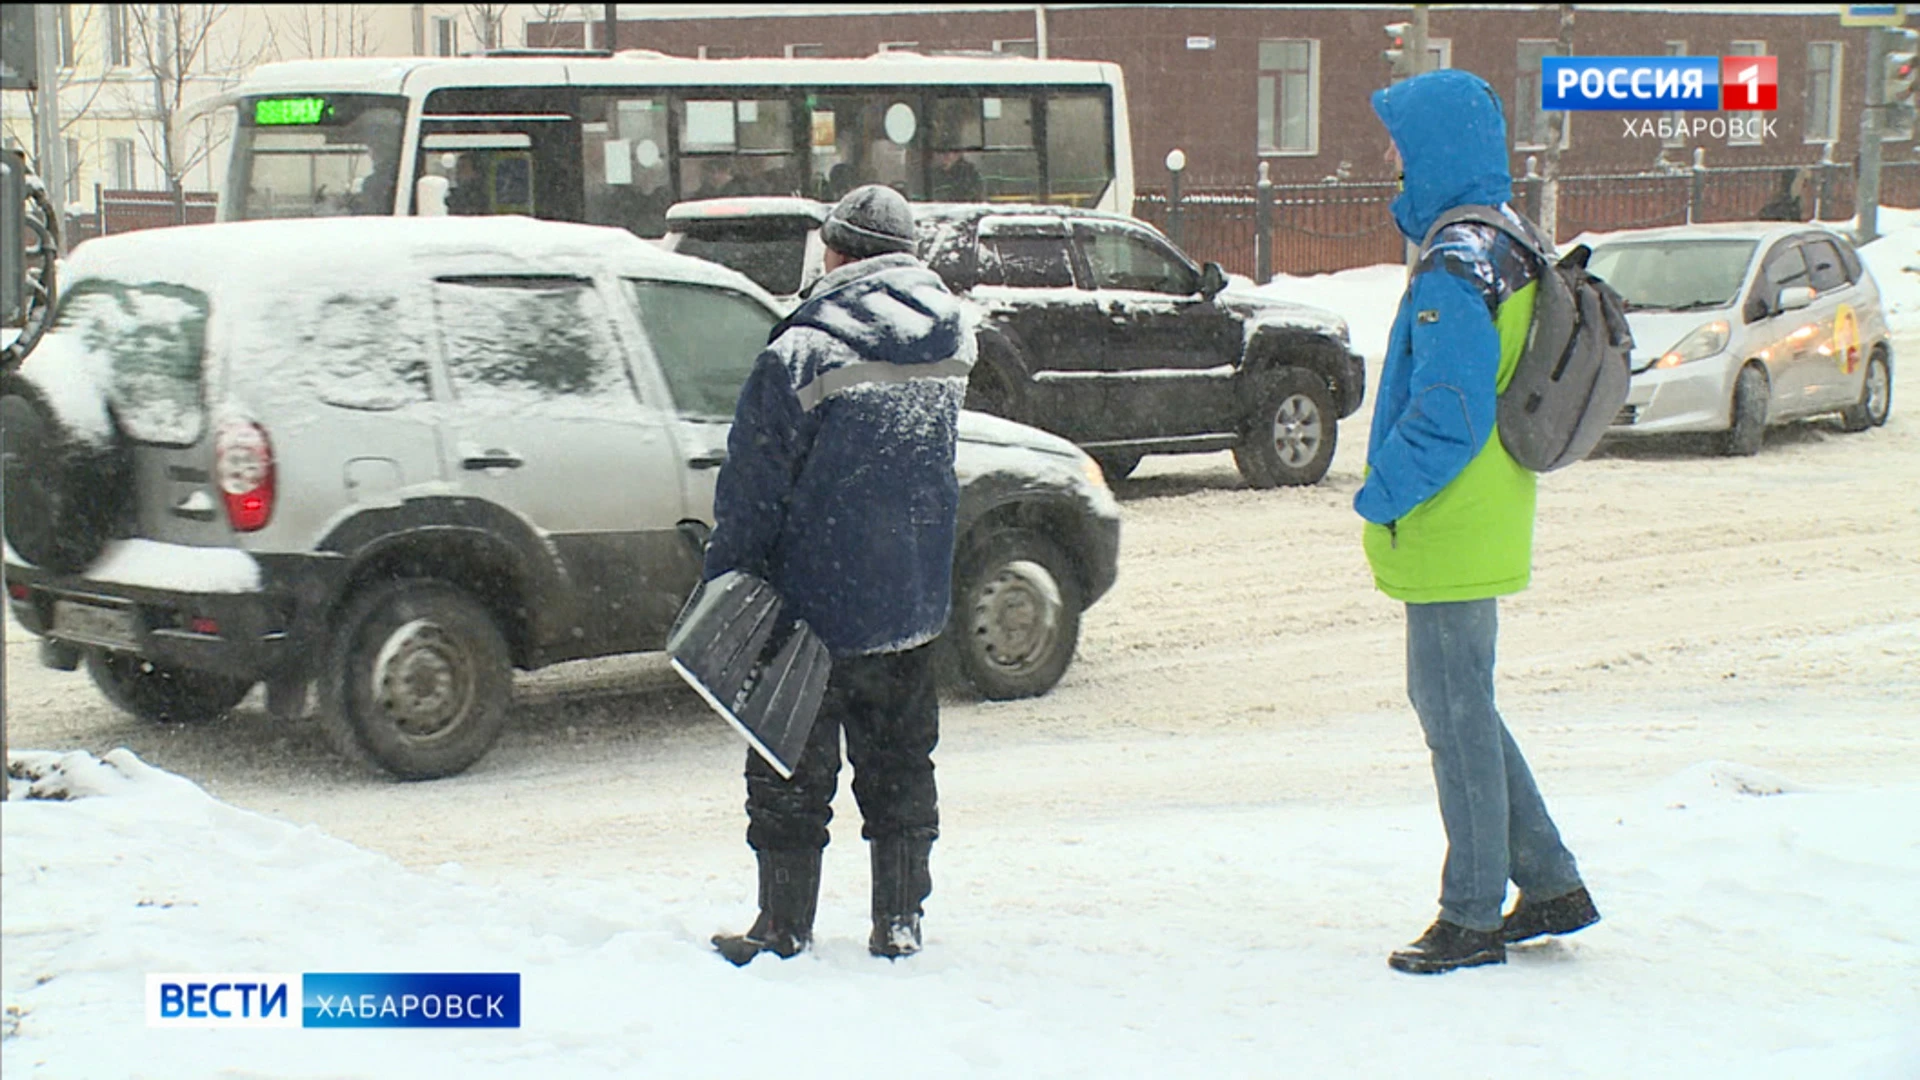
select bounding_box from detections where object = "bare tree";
[1,6,111,194]
[268,4,379,60]
[1538,4,1575,242]
[116,4,273,210]
[463,4,509,53]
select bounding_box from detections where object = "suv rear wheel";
[946,528,1083,700]
[1234,367,1337,488]
[321,580,512,781]
[86,650,254,724]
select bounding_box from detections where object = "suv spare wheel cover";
[1,374,132,573]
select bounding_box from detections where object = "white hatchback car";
[1591,222,1894,455]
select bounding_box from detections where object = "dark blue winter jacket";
[704,252,975,657]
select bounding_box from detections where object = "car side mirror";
[1775,285,1814,312]
[1199,261,1227,299]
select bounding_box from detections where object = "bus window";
[230,94,407,219]
[810,93,924,202]
[415,87,582,222]
[931,93,1038,204]
[582,95,672,237]
[675,97,801,201]
[1045,93,1114,207]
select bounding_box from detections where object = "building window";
[1804,43,1842,145]
[1727,40,1765,146]
[109,138,136,189]
[993,39,1038,58]
[1515,40,1569,151]
[1257,39,1319,155]
[106,4,130,68]
[697,45,740,59]
[57,5,74,68]
[785,43,824,58]
[878,41,919,53]
[432,16,458,57]
[1425,37,1453,71]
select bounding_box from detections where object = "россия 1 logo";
[1541,55,1778,111]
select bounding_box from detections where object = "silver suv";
[3,217,1119,779]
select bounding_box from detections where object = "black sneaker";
[1388,920,1506,974]
[1501,886,1600,945]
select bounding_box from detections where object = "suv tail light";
[215,419,275,532]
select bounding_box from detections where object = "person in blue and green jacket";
[1357,69,1601,975]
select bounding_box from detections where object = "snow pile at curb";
[5,750,1918,1078]
[1241,264,1408,362]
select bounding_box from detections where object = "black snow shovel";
[667,570,832,780]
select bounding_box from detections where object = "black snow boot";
[713,849,821,967]
[868,832,934,959]
[1501,885,1601,944]
[1388,919,1507,974]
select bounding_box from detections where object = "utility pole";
[1857,27,1890,245]
[32,3,65,249]
[1409,5,1429,77]
[1539,4,1575,243]
[604,3,618,52]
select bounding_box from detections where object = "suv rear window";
[674,218,814,296]
[44,281,210,445]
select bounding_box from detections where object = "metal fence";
[66,187,218,247]
[1144,159,1920,280]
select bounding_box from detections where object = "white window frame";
[1426,38,1452,70]
[1514,39,1570,152]
[432,16,459,58]
[109,138,136,190]
[1256,38,1320,157]
[1727,40,1766,147]
[57,5,74,70]
[784,43,824,59]
[993,39,1038,57]
[878,41,919,53]
[64,137,81,203]
[105,4,131,69]
[1805,42,1843,145]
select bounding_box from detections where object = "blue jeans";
[1406,599,1582,931]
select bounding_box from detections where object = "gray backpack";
[1421,206,1634,472]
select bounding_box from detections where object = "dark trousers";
[745,643,940,853]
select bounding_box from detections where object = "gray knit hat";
[821,183,917,258]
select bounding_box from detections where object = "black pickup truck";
[663,198,1366,486]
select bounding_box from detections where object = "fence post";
[1689,147,1706,225]
[1522,156,1542,222]
[1254,161,1273,285]
[1166,149,1186,249]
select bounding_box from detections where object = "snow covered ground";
[5,216,1919,1078]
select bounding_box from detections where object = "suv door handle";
[688,452,727,470]
[461,450,524,470]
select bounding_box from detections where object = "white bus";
[201,50,1133,238]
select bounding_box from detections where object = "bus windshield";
[229,93,408,219]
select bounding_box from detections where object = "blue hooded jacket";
[704,252,975,657]
[1355,69,1533,533]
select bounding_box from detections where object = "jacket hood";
[786,252,967,367]
[1371,69,1514,242]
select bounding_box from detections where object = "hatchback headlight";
[1655,320,1730,369]
[1082,454,1111,493]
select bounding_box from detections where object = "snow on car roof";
[1584,221,1839,246]
[666,197,829,225]
[60,216,772,303]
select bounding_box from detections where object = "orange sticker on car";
[1834,303,1860,375]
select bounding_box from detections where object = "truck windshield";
[228,94,408,219]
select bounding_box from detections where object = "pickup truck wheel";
[86,650,254,724]
[1234,367,1337,488]
[947,528,1083,700]
[321,580,511,780]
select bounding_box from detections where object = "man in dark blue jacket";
[707,184,975,965]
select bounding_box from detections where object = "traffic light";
[1886,28,1918,132]
[1384,22,1414,80]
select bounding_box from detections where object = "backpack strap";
[1420,204,1556,264]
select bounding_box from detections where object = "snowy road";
[7,229,1920,1076]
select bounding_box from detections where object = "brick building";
[536,4,1905,188]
